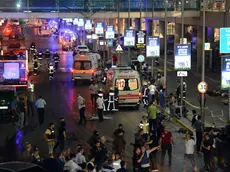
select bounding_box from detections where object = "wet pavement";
[0,27,227,172]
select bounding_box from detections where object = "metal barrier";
[0,0,200,12]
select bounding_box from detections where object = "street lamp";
[16,3,21,9]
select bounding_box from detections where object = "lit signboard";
[174,44,191,70]
[85,19,92,30]
[105,25,115,39]
[124,29,135,47]
[135,30,146,48]
[146,36,160,57]
[95,22,104,35]
[221,56,230,89]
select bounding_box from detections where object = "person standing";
[182,133,197,172]
[35,95,47,125]
[17,97,26,129]
[201,134,213,172]
[193,115,203,153]
[77,92,86,125]
[26,88,35,116]
[148,82,157,103]
[168,93,176,120]
[160,127,173,167]
[44,122,56,154]
[159,88,166,114]
[147,102,157,132]
[89,81,98,107]
[113,124,126,155]
[96,93,104,123]
[53,117,66,153]
[140,145,160,172]
[139,115,149,141]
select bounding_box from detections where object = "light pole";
[151,0,154,77]
[201,0,206,126]
[180,0,184,116]
[117,0,121,65]
[128,0,131,65]
[163,0,167,88]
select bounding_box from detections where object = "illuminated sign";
[174,44,191,70]
[78,18,84,27]
[221,56,230,89]
[205,42,211,50]
[95,22,104,35]
[146,36,160,57]
[85,19,92,30]
[124,29,135,47]
[105,25,115,39]
[220,28,230,53]
[135,30,146,48]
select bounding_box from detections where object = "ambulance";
[72,53,102,82]
[106,66,142,109]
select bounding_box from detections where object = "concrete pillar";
[159,21,165,52]
[196,26,203,74]
[131,18,135,29]
[124,18,129,29]
[120,18,125,36]
[145,19,152,35]
[135,18,141,31]
[175,23,182,44]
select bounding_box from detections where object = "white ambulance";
[72,53,102,82]
[106,66,142,109]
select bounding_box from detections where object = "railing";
[0,0,200,12]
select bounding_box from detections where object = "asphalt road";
[0,27,226,172]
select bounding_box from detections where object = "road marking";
[184,100,208,110]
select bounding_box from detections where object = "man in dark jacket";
[113,124,126,154]
[88,130,100,147]
[92,141,106,171]
[134,129,145,147]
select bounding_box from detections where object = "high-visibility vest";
[139,120,149,134]
[28,83,35,92]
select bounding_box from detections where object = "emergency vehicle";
[106,66,142,109]
[40,24,52,36]
[72,53,102,82]
[59,29,77,51]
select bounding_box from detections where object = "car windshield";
[0,90,15,102]
[78,46,87,49]
[115,78,138,91]
[74,61,91,70]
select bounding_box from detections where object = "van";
[106,66,142,109]
[72,53,101,81]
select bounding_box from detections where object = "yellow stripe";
[184,100,208,110]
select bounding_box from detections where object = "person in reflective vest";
[142,82,149,107]
[114,85,119,110]
[28,80,35,93]
[48,63,55,80]
[98,88,106,112]
[107,87,118,112]
[139,115,149,141]
[53,52,60,69]
[102,73,107,85]
[38,50,43,60]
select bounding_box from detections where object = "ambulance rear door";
[114,70,141,107]
[72,58,95,81]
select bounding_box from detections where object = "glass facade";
[0,0,200,12]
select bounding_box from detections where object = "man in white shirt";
[64,153,82,172]
[75,147,86,166]
[148,82,157,103]
[182,133,197,172]
[96,94,104,122]
[89,81,98,106]
[77,92,86,125]
[35,95,47,125]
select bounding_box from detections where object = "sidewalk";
[157,55,228,129]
